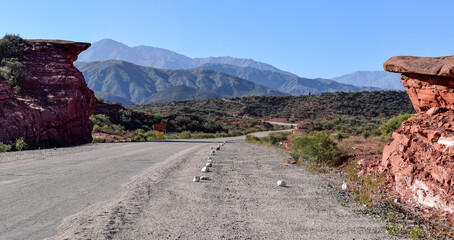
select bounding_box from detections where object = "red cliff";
[0,40,97,146]
[382,56,454,215]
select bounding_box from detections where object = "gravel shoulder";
[49,140,399,240]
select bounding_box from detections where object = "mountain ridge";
[194,63,380,95]
[78,39,295,76]
[75,60,286,104]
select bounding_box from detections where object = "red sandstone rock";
[384,56,454,112]
[380,111,454,213]
[381,55,454,215]
[0,40,96,146]
[384,55,454,77]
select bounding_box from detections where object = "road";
[0,132,395,239]
[0,140,220,240]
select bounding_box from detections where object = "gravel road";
[0,140,214,240]
[45,139,398,240]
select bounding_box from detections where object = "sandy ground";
[49,140,400,240]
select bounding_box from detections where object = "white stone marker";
[277,180,286,187]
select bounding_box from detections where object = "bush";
[154,131,165,140]
[245,135,260,143]
[92,138,106,143]
[0,58,26,91]
[0,142,13,152]
[178,131,192,139]
[14,138,28,151]
[0,34,26,59]
[0,35,27,91]
[265,131,291,145]
[90,114,125,135]
[379,113,413,137]
[291,131,343,166]
[333,132,349,141]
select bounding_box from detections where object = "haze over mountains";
[76,39,402,104]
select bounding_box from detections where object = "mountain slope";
[75,60,286,104]
[143,85,220,103]
[332,71,404,90]
[194,63,380,95]
[77,39,294,76]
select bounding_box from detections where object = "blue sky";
[1,0,453,78]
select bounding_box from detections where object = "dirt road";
[41,139,396,240]
[0,140,215,240]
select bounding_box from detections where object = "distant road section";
[265,121,296,127]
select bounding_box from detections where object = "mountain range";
[78,39,295,76]
[75,60,285,104]
[193,63,379,95]
[76,39,403,104]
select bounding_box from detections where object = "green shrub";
[379,113,412,137]
[333,132,349,141]
[154,131,165,140]
[178,131,192,139]
[92,137,106,143]
[0,35,27,91]
[14,138,28,151]
[0,58,26,91]
[192,132,216,139]
[245,135,260,143]
[0,142,13,152]
[214,132,229,138]
[90,114,125,135]
[291,131,343,166]
[0,34,26,59]
[265,131,291,145]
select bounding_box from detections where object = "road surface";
[0,133,396,239]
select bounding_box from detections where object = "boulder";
[0,40,96,146]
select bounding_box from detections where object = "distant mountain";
[143,85,220,103]
[194,63,380,95]
[94,91,135,105]
[78,39,295,76]
[75,60,286,104]
[332,71,404,90]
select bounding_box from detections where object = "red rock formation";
[381,56,454,214]
[385,56,454,112]
[0,40,96,146]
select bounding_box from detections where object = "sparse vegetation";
[379,113,413,137]
[0,34,27,91]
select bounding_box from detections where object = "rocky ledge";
[381,55,454,216]
[0,40,96,146]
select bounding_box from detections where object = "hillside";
[143,85,220,103]
[78,39,294,75]
[194,63,380,95]
[75,60,285,104]
[133,90,414,121]
[332,71,404,90]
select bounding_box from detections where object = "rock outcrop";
[381,56,454,214]
[0,40,96,146]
